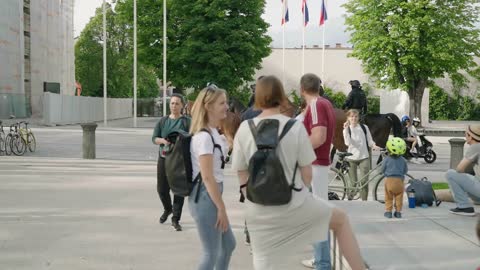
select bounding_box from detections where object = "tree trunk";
[408,79,426,122]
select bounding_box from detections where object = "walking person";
[446,124,480,216]
[343,109,379,201]
[298,73,336,270]
[152,93,190,231]
[189,85,236,270]
[382,137,408,218]
[231,75,366,270]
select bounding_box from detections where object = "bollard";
[448,138,466,169]
[81,123,98,159]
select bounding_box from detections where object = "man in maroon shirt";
[299,73,336,270]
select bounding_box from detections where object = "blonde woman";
[189,85,236,270]
[231,75,366,270]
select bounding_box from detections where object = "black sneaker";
[449,207,475,216]
[172,220,182,231]
[159,210,172,224]
[384,212,392,218]
[393,212,402,218]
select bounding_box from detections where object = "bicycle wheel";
[0,132,5,155]
[5,134,13,156]
[11,135,26,156]
[373,173,415,203]
[328,167,347,200]
[27,132,36,152]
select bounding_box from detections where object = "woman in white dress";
[231,75,366,270]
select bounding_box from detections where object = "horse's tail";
[386,113,402,137]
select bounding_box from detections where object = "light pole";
[103,0,107,126]
[163,0,167,117]
[133,0,137,127]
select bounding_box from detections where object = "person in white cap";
[446,124,480,216]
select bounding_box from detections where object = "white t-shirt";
[190,128,228,183]
[231,114,316,210]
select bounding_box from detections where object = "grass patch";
[432,182,449,190]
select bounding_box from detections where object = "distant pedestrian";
[189,85,236,270]
[446,124,480,216]
[382,137,408,219]
[241,76,264,122]
[342,80,367,117]
[152,93,190,231]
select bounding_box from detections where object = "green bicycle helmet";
[386,137,406,155]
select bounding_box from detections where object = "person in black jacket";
[342,80,367,116]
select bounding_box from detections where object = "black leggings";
[157,156,185,222]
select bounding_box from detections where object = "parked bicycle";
[0,121,5,155]
[19,121,36,153]
[10,123,27,156]
[328,149,415,203]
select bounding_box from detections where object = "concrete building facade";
[0,0,75,119]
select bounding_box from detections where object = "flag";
[319,0,328,26]
[281,0,289,25]
[302,0,309,26]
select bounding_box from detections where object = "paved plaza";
[0,118,479,269]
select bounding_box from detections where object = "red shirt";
[303,97,336,166]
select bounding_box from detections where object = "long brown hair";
[190,85,227,134]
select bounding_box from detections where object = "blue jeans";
[189,182,236,270]
[313,234,331,270]
[446,169,480,208]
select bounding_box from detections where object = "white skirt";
[245,194,333,270]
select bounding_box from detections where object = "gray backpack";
[406,177,441,207]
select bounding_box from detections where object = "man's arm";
[456,158,472,173]
[310,126,327,149]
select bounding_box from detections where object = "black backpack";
[164,129,224,202]
[406,177,441,207]
[240,118,301,206]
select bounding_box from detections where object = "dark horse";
[331,108,403,162]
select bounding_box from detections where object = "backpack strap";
[199,128,225,169]
[348,124,370,152]
[279,119,296,141]
[247,119,258,142]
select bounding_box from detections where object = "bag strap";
[348,124,370,152]
[279,119,296,141]
[199,128,225,169]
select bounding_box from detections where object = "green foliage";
[288,90,303,108]
[344,0,480,119]
[429,85,480,120]
[229,85,251,107]
[324,87,347,109]
[75,4,158,98]
[115,0,271,93]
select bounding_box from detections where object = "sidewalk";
[1,157,479,270]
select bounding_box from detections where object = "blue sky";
[74,0,350,47]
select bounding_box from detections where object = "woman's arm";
[198,154,229,232]
[237,170,249,195]
[299,165,313,187]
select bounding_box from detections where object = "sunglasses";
[202,83,219,104]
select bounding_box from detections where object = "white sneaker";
[301,259,315,269]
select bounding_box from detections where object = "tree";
[344,0,480,120]
[115,0,272,93]
[75,4,158,98]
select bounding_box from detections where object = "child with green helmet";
[382,137,409,218]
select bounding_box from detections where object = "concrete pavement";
[1,157,479,270]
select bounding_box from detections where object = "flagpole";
[282,23,285,87]
[322,25,325,80]
[302,18,305,75]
